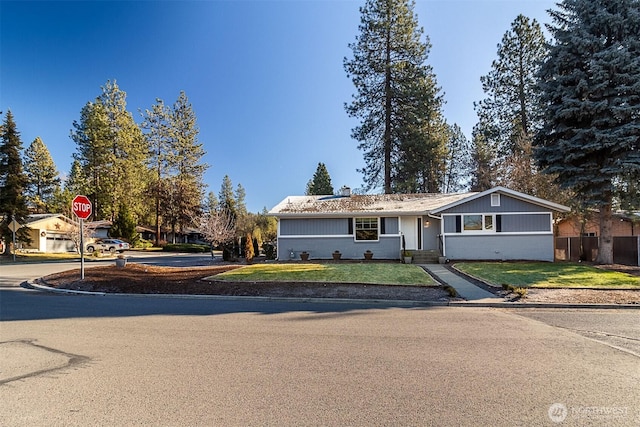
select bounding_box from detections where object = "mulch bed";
[37,263,452,302]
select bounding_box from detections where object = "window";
[463,215,483,231]
[355,218,378,241]
[463,214,494,232]
[491,193,501,206]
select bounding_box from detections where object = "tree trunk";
[383,24,393,194]
[596,203,613,264]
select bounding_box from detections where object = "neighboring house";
[20,214,78,253]
[269,186,570,262]
[557,211,640,237]
[555,211,640,264]
[87,220,112,239]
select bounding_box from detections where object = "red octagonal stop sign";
[72,195,92,220]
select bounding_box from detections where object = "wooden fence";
[555,236,640,266]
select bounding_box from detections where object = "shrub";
[162,243,209,253]
[262,243,276,260]
[244,233,254,264]
[133,238,154,249]
[444,285,458,297]
[502,283,527,298]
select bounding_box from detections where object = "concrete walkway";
[420,264,502,302]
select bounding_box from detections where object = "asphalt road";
[1,257,639,426]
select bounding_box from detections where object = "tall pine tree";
[534,0,640,264]
[344,0,444,193]
[71,80,149,221]
[142,91,207,243]
[141,98,172,244]
[474,14,557,196]
[23,137,61,213]
[0,111,31,253]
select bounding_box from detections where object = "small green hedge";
[162,243,210,253]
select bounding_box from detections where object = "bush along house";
[268,186,570,262]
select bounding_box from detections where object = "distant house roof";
[269,186,570,217]
[25,213,77,227]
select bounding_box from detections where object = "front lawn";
[214,263,437,286]
[454,262,640,289]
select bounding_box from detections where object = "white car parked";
[86,239,130,254]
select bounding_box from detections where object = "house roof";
[269,192,477,217]
[269,186,570,217]
[430,186,571,214]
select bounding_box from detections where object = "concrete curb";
[23,281,640,309]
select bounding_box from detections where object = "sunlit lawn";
[215,263,438,286]
[455,262,640,289]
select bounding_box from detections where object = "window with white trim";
[491,193,500,207]
[355,217,379,241]
[463,214,495,232]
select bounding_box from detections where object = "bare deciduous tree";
[65,220,99,254]
[194,209,236,258]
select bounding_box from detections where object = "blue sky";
[1,0,556,212]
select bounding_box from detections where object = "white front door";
[400,216,420,250]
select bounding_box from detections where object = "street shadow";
[0,287,445,322]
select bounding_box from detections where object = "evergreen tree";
[141,98,172,245]
[345,0,444,193]
[70,101,110,219]
[65,159,89,196]
[219,175,236,219]
[110,202,138,244]
[235,183,247,217]
[204,191,219,213]
[534,0,640,264]
[71,80,149,221]
[218,175,237,260]
[442,124,471,193]
[49,186,73,218]
[23,137,61,213]
[244,232,254,264]
[305,162,334,195]
[0,111,31,252]
[142,91,207,243]
[170,91,207,231]
[255,207,277,243]
[476,15,546,155]
[469,124,497,192]
[474,14,553,195]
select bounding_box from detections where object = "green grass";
[215,263,437,286]
[455,262,640,289]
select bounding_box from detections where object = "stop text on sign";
[72,195,92,220]
[73,201,91,213]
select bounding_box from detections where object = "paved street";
[513,308,640,357]
[1,259,639,426]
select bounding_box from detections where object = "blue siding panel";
[440,194,549,214]
[501,213,550,232]
[444,234,554,261]
[277,235,402,260]
[280,218,348,235]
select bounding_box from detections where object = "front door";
[400,216,420,250]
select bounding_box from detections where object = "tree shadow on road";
[0,287,446,322]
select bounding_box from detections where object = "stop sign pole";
[72,195,92,280]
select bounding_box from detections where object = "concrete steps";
[410,250,440,264]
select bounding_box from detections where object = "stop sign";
[72,195,92,220]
